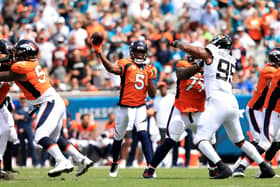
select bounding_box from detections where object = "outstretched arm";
[96,52,122,75]
[171,41,212,64]
[0,71,26,82]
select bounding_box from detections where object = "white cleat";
[109,163,119,177]
[76,157,94,177]
[48,160,74,177]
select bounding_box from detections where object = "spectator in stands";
[104,112,115,139]
[50,17,69,44]
[245,9,263,44]
[200,3,219,32]
[232,34,247,72]
[66,48,91,91]
[1,0,16,29]
[262,1,278,37]
[160,0,175,15]
[37,33,55,72]
[69,21,88,49]
[264,24,280,55]
[49,56,68,91]
[156,38,171,66]
[14,93,39,168]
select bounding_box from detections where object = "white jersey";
[204,43,236,98]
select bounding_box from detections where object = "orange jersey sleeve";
[174,60,206,112]
[11,61,51,100]
[248,64,277,110]
[264,69,280,113]
[0,82,12,104]
[118,59,150,107]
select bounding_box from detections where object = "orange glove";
[92,44,102,53]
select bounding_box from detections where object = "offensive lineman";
[170,33,275,179]
[143,57,218,178]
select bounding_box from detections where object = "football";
[91,32,104,46]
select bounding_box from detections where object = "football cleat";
[143,168,156,179]
[257,162,275,178]
[76,157,94,177]
[109,163,119,177]
[232,165,245,177]
[208,167,218,178]
[212,162,232,179]
[48,160,74,177]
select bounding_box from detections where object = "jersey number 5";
[216,59,235,82]
[35,65,46,83]
[135,73,145,90]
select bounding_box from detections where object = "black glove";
[4,95,14,112]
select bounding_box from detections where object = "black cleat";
[143,168,155,179]
[212,162,232,179]
[109,163,119,177]
[257,162,275,178]
[208,167,218,178]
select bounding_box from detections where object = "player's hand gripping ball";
[91,32,104,46]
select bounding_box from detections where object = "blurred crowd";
[1,0,280,94]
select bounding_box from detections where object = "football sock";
[198,140,221,164]
[238,158,250,169]
[47,144,67,162]
[138,130,153,164]
[58,136,85,162]
[3,141,12,171]
[112,139,122,163]
[208,144,217,168]
[265,142,280,162]
[39,137,66,162]
[150,138,176,168]
[240,141,264,164]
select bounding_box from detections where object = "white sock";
[240,141,263,164]
[198,140,221,164]
[239,158,250,168]
[65,144,85,162]
[47,144,67,162]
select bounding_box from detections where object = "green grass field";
[1,167,280,187]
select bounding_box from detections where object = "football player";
[92,38,156,177]
[0,39,17,179]
[233,49,280,177]
[170,33,274,179]
[143,56,217,178]
[0,39,93,177]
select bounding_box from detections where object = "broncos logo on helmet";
[14,39,39,61]
[129,39,148,65]
[210,33,232,50]
[268,48,280,67]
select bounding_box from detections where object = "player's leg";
[135,106,153,165]
[264,129,280,163]
[34,100,73,177]
[194,99,231,179]
[109,106,130,177]
[0,109,10,178]
[143,107,187,178]
[225,109,274,178]
[233,107,262,177]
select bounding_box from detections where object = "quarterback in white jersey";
[170,33,274,179]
